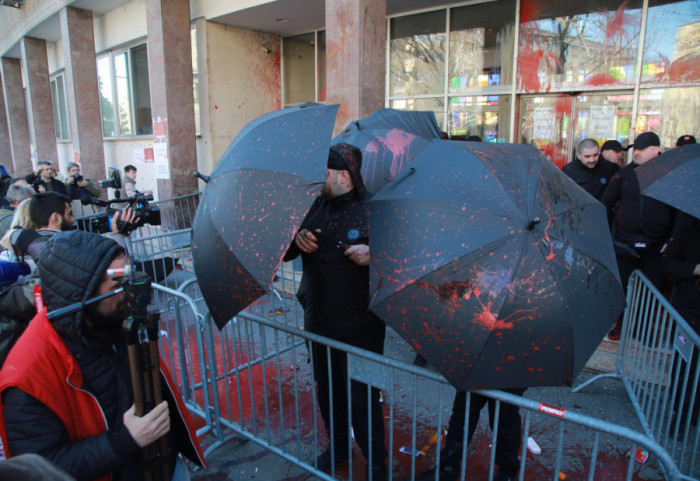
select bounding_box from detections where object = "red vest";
[0,310,205,480]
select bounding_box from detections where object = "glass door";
[518,91,634,168]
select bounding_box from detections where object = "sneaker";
[607,320,622,341]
[315,448,347,472]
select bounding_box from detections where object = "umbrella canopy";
[368,140,625,390]
[332,108,442,194]
[637,143,700,220]
[192,103,338,329]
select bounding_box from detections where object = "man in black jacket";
[284,143,387,480]
[0,230,204,480]
[601,131,675,339]
[562,138,619,200]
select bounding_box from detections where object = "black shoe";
[495,468,518,481]
[315,448,347,472]
[368,461,388,481]
[414,465,460,481]
[607,320,622,341]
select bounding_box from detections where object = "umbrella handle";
[193,171,210,183]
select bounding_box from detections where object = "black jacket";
[1,231,188,481]
[561,158,619,200]
[600,163,675,246]
[663,216,700,328]
[284,190,385,351]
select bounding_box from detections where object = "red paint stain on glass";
[518,46,544,92]
[605,0,630,40]
[585,73,617,86]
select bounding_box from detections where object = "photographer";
[29,160,67,196]
[0,230,205,480]
[65,162,101,201]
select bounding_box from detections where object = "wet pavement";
[187,326,677,481]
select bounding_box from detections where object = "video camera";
[77,194,161,235]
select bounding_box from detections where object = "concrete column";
[60,7,105,186]
[325,0,386,135]
[145,0,197,200]
[20,37,58,165]
[0,70,13,175]
[1,57,31,175]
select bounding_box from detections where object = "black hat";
[600,140,627,152]
[676,135,697,147]
[328,143,366,200]
[631,132,660,150]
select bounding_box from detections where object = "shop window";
[283,31,325,106]
[50,73,70,141]
[390,10,446,97]
[448,95,511,142]
[390,97,446,132]
[97,43,152,138]
[638,86,700,147]
[642,0,700,85]
[518,0,644,92]
[449,0,516,94]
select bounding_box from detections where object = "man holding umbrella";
[284,143,388,480]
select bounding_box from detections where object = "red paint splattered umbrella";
[637,143,700,220]
[368,140,625,390]
[332,108,442,194]
[192,103,338,329]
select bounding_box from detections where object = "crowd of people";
[0,129,698,481]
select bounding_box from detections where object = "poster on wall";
[132,148,145,164]
[533,108,555,140]
[153,143,170,180]
[589,105,616,139]
[144,148,154,163]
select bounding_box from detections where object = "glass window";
[449,0,516,94]
[390,97,446,131]
[114,51,133,136]
[518,0,644,92]
[97,56,116,138]
[518,95,573,168]
[638,86,700,148]
[131,44,152,135]
[98,43,152,138]
[284,33,316,105]
[191,26,201,134]
[642,1,700,85]
[448,95,511,142]
[50,73,70,141]
[390,10,446,97]
[572,92,633,148]
[317,30,327,102]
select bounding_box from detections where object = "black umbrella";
[637,143,700,220]
[192,103,338,329]
[368,140,625,390]
[332,108,442,194]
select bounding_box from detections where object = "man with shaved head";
[562,138,619,200]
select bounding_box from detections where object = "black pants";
[310,342,388,464]
[442,389,526,474]
[615,245,665,293]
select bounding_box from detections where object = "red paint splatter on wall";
[519,46,544,92]
[605,0,630,40]
[585,73,617,86]
[520,0,541,24]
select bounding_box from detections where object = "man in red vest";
[0,230,204,480]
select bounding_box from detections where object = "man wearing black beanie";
[284,143,388,481]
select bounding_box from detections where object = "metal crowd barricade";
[575,270,700,480]
[171,305,682,481]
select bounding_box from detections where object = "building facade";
[0,0,698,199]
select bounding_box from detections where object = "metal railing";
[575,270,699,480]
[142,241,688,480]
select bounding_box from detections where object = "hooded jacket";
[0,231,204,481]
